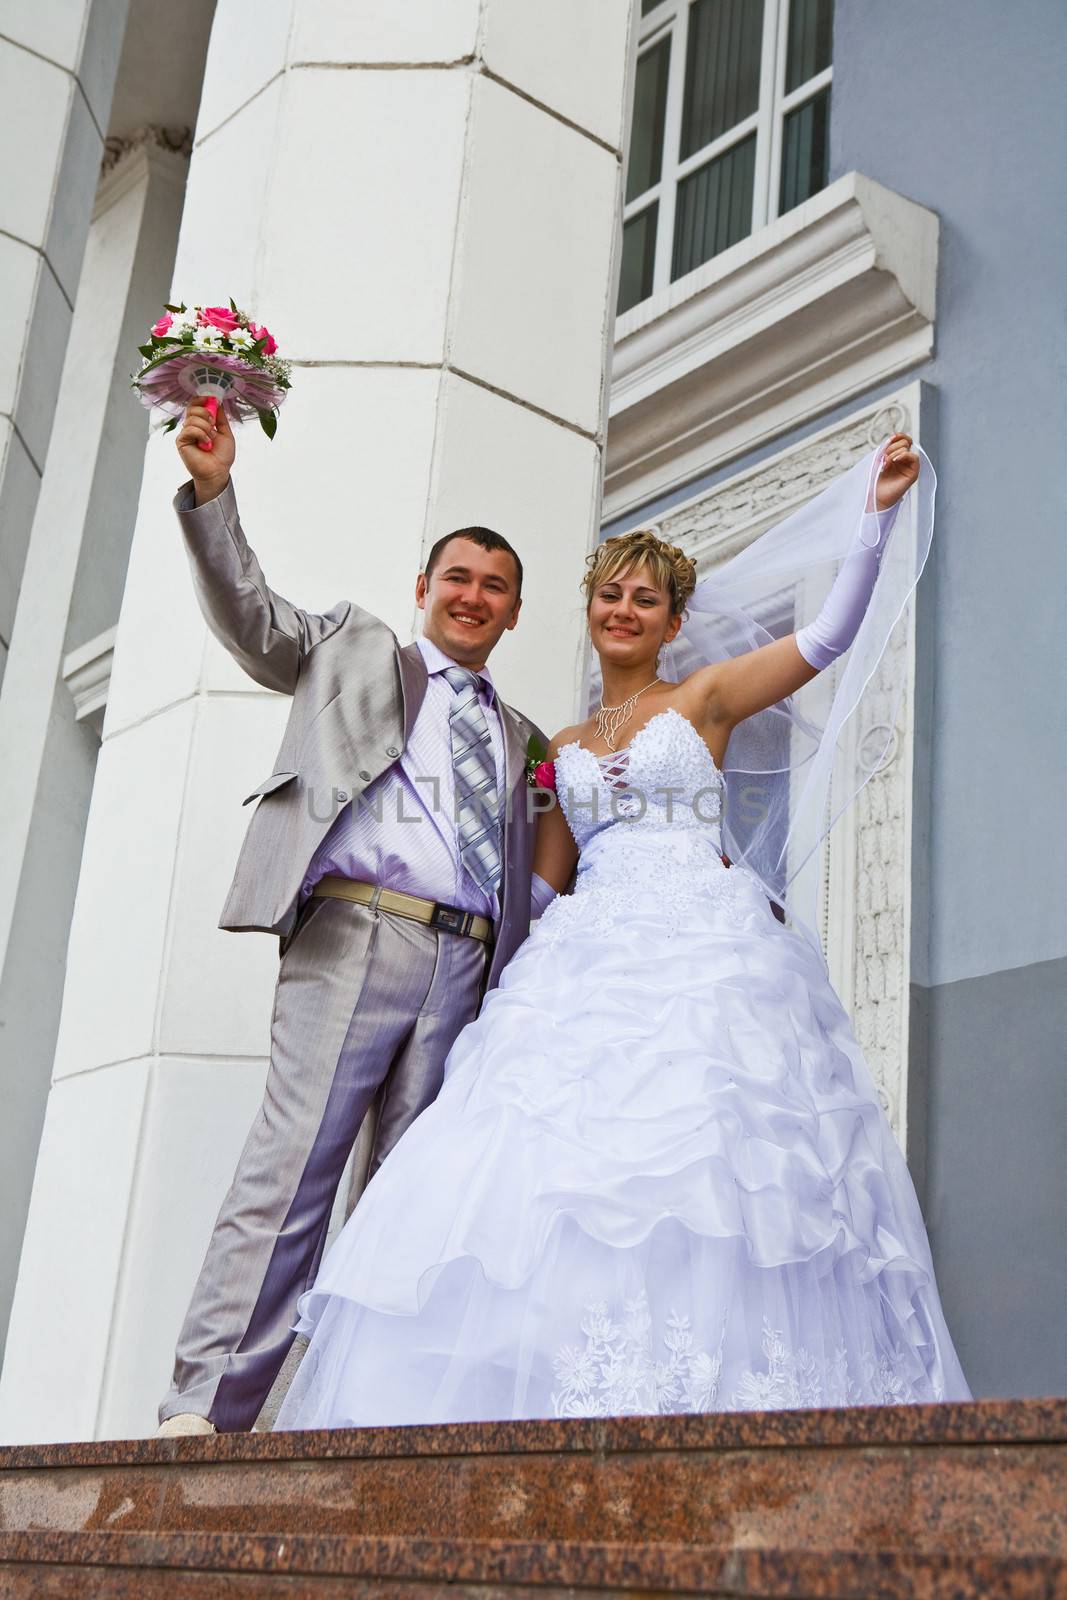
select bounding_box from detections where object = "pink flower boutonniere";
[533,759,556,793]
[524,735,555,790]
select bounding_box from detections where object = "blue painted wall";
[830,0,1067,989]
[831,0,1066,1396]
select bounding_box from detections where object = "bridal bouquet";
[131,299,292,442]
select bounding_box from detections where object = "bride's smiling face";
[587,561,682,669]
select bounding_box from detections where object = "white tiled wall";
[260,68,471,363]
[157,695,288,1060]
[0,0,86,70]
[0,238,38,421]
[98,1056,270,1441]
[0,1061,150,1445]
[102,431,210,736]
[448,75,621,434]
[481,0,632,150]
[0,40,72,250]
[194,0,294,144]
[170,76,286,314]
[52,699,197,1080]
[290,0,481,65]
[12,244,72,466]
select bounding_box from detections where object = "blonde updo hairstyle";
[582,528,697,618]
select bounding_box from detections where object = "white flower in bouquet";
[227,326,255,351]
[150,309,194,342]
[193,325,224,352]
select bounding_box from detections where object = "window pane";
[618,203,659,314]
[681,0,764,160]
[779,87,830,214]
[641,0,661,12]
[672,134,756,280]
[626,37,671,203]
[785,0,833,92]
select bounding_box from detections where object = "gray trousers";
[159,896,487,1432]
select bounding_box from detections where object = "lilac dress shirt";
[299,635,505,921]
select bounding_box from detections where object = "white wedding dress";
[275,708,970,1428]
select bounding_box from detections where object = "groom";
[158,401,542,1434]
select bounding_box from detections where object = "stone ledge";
[0,1399,1063,1569]
[1,1530,1063,1598]
[2,1394,1062,1468]
[605,170,939,520]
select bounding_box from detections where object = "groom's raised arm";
[174,478,349,695]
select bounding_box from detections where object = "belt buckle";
[430,903,471,937]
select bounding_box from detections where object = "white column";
[0,141,191,1380]
[0,0,635,1443]
[0,0,129,677]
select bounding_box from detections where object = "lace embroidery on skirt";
[550,1294,943,1417]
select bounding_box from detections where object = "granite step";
[0,1529,1064,1598]
[1,1398,1064,1597]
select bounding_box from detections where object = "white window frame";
[625,0,833,305]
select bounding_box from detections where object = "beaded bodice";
[533,709,760,946]
[555,707,725,853]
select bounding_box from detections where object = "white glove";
[795,502,901,671]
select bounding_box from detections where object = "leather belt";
[311,876,493,944]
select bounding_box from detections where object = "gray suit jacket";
[175,480,541,990]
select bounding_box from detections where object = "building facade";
[0,0,1062,1442]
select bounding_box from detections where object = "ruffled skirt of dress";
[274,832,971,1428]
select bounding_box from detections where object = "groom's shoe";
[156,1412,217,1437]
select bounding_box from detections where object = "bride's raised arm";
[690,433,919,736]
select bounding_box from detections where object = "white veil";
[623,440,935,958]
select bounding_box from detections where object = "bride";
[275,432,971,1427]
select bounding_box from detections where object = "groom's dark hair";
[424,526,523,597]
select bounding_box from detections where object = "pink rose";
[151,312,173,337]
[199,305,240,334]
[533,760,556,793]
[248,321,278,356]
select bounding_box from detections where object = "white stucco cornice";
[604,171,938,520]
[62,626,117,737]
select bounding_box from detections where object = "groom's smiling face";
[415,536,522,670]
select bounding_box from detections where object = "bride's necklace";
[595,677,661,751]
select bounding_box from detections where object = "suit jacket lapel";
[499,702,528,806]
[397,640,429,747]
[495,702,532,968]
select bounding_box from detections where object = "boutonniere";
[524,734,556,792]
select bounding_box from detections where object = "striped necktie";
[442,665,503,897]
